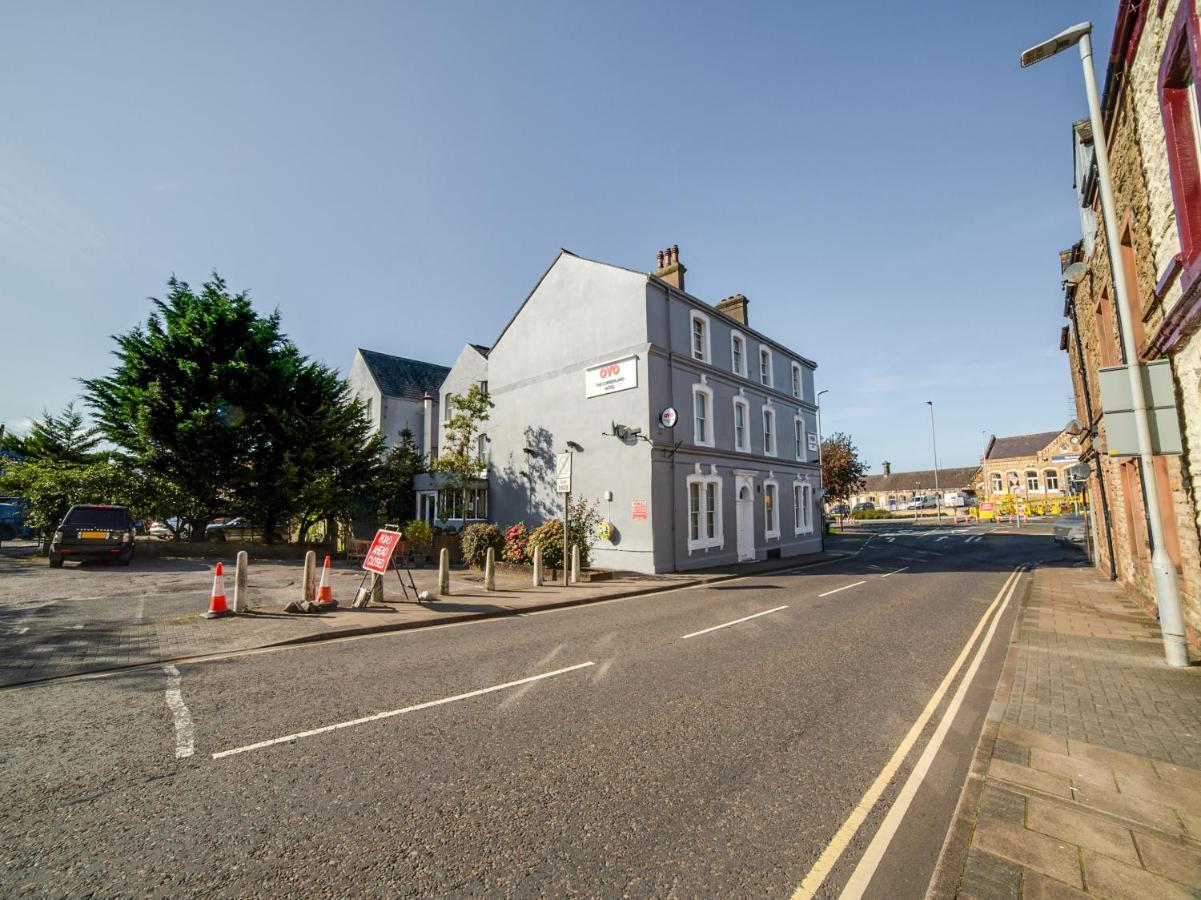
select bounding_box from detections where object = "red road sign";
[362,529,401,574]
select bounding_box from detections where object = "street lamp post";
[1022,22,1189,667]
[927,401,942,523]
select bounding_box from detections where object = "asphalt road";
[0,526,1076,898]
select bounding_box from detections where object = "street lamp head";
[1020,21,1091,68]
[565,440,584,453]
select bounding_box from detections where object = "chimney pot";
[657,249,665,268]
[883,461,891,477]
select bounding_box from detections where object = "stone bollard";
[233,550,249,613]
[370,571,384,604]
[484,547,496,591]
[570,545,580,585]
[532,545,543,587]
[437,548,450,596]
[302,550,317,604]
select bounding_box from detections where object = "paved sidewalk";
[932,560,1201,899]
[0,541,859,688]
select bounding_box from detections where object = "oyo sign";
[585,356,638,398]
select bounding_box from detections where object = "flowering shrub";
[527,498,601,569]
[460,522,504,569]
[501,522,530,564]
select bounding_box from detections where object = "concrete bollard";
[484,547,496,591]
[302,550,317,604]
[570,545,580,585]
[532,545,543,587]
[437,548,450,596]
[233,550,249,613]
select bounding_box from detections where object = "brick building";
[977,425,1085,513]
[847,462,978,512]
[1056,1,1201,646]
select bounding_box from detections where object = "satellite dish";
[1062,262,1087,286]
[1067,461,1092,480]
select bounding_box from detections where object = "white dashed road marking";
[681,606,789,640]
[818,581,866,598]
[881,567,908,578]
[163,665,195,759]
[212,662,596,759]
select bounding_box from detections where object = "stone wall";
[1064,28,1201,646]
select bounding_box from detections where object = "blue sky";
[1,1,1117,474]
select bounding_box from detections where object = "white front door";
[417,492,437,523]
[736,478,755,561]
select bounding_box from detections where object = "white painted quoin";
[435,247,822,573]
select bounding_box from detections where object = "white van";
[943,492,971,508]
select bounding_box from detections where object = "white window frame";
[764,476,780,540]
[762,404,776,457]
[759,346,773,388]
[991,472,1003,494]
[692,380,714,448]
[791,362,803,400]
[794,479,814,535]
[793,415,805,461]
[686,465,724,552]
[730,330,747,378]
[1026,470,1040,492]
[733,395,750,453]
[690,310,711,363]
[1044,469,1059,492]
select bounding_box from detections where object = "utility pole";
[927,401,942,523]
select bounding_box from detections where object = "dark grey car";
[49,505,135,568]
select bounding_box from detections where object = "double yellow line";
[791,564,1028,900]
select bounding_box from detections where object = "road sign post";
[556,451,572,586]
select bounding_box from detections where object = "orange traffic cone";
[206,561,233,618]
[314,555,338,609]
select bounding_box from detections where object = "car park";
[49,504,135,567]
[1053,515,1087,544]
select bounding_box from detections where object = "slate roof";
[357,349,450,401]
[469,344,491,358]
[858,466,980,493]
[986,431,1064,461]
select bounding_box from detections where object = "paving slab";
[930,560,1201,899]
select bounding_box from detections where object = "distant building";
[347,348,450,460]
[978,424,1084,506]
[847,462,979,511]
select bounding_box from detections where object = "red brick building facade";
[1059,1,1201,648]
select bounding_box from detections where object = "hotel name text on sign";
[585,356,638,399]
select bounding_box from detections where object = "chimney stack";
[883,461,891,477]
[652,244,686,291]
[716,293,749,325]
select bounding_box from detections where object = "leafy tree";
[83,275,291,538]
[375,427,424,526]
[0,458,145,550]
[430,384,493,520]
[83,273,379,543]
[821,432,867,506]
[283,372,383,544]
[21,403,103,463]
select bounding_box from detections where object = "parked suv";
[49,505,135,568]
[852,501,875,512]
